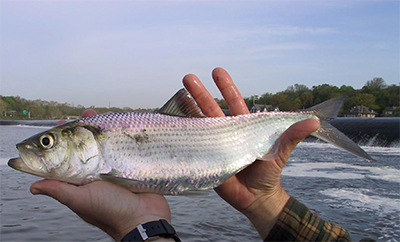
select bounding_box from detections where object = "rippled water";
[1,125,399,241]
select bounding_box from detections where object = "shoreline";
[0,120,64,126]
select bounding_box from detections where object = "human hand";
[183,67,319,238]
[30,179,171,241]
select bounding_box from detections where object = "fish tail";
[308,97,374,161]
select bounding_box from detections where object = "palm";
[215,158,282,211]
[31,180,170,240]
[69,181,170,230]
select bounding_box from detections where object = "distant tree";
[373,90,391,114]
[282,98,301,111]
[300,92,314,108]
[215,98,228,110]
[312,84,341,104]
[122,107,134,112]
[344,93,379,112]
[271,92,288,107]
[386,84,400,107]
[364,77,387,90]
[391,108,400,117]
[26,104,46,119]
[243,97,253,109]
[45,106,62,119]
[2,96,22,111]
[286,83,310,94]
[0,99,7,115]
[258,92,273,105]
[271,92,300,111]
[57,103,76,117]
[339,85,357,97]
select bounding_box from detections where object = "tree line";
[1,77,399,120]
[215,78,399,117]
[0,97,157,120]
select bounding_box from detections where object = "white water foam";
[300,141,400,152]
[283,162,400,183]
[283,162,364,179]
[320,188,400,214]
[320,188,400,241]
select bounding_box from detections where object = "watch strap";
[121,219,181,242]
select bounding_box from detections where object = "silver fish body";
[9,89,373,195]
[80,111,318,194]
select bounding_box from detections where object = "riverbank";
[0,120,63,127]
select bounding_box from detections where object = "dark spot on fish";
[123,130,149,144]
[134,133,149,144]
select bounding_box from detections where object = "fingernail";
[31,187,45,195]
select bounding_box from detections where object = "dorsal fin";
[157,88,206,117]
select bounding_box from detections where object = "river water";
[0,125,399,241]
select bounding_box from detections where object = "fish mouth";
[8,157,48,177]
[16,142,50,173]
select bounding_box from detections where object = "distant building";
[3,110,17,117]
[383,106,400,117]
[344,105,376,118]
[250,104,280,113]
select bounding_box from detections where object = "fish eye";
[39,134,54,149]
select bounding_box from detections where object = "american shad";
[9,89,373,195]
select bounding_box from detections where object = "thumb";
[275,119,320,168]
[30,179,78,206]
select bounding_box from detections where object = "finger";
[183,73,225,117]
[276,119,320,168]
[30,179,78,206]
[212,67,249,115]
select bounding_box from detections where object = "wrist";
[119,219,180,242]
[242,187,290,239]
[112,216,171,241]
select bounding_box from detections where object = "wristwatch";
[121,219,181,242]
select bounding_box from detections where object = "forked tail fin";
[308,97,374,161]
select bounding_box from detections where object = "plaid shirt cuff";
[264,197,351,241]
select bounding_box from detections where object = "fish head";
[9,122,100,184]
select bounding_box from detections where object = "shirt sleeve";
[264,197,351,242]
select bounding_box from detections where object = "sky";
[1,1,399,109]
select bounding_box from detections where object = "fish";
[8,89,373,195]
